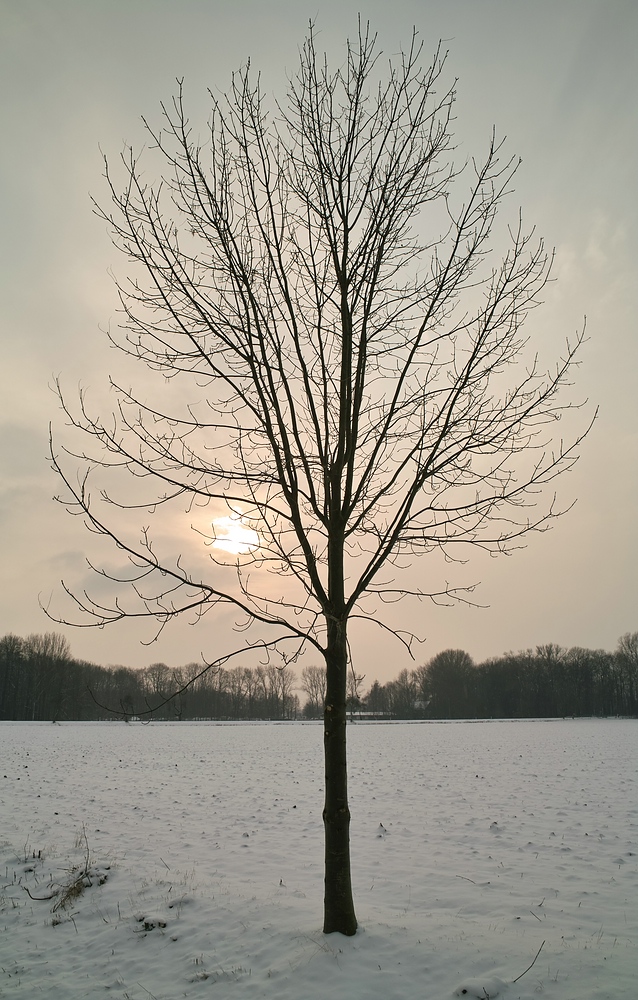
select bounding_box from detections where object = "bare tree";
[384,667,418,718]
[50,23,591,934]
[300,664,327,717]
[346,667,366,716]
[615,632,638,715]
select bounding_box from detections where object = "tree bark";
[322,613,357,935]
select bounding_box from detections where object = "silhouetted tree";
[301,665,327,718]
[346,669,366,716]
[385,668,419,717]
[615,632,638,715]
[419,649,475,718]
[365,679,389,715]
[50,23,589,934]
[0,634,25,720]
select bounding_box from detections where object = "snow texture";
[0,718,636,999]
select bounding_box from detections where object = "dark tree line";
[0,634,298,721]
[1,631,635,722]
[361,634,638,719]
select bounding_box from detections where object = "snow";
[0,718,636,999]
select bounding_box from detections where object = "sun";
[212,511,260,556]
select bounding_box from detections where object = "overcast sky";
[1,0,636,681]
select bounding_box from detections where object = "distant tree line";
[1,631,636,721]
[362,636,638,719]
[0,634,299,721]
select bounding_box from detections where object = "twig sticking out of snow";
[512,940,545,984]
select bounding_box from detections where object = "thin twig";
[23,885,57,901]
[512,940,545,983]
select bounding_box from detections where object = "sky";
[1,0,636,682]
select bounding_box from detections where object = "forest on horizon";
[1,630,636,722]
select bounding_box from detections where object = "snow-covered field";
[0,719,635,999]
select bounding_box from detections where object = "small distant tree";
[0,634,25,720]
[301,665,327,718]
[346,668,366,717]
[615,632,638,715]
[418,649,475,718]
[473,653,528,718]
[51,23,590,934]
[144,662,171,700]
[365,679,389,715]
[385,667,419,718]
[24,633,72,722]
[268,663,296,719]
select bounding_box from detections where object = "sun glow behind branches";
[212,511,260,556]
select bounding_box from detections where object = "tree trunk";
[322,614,357,935]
